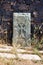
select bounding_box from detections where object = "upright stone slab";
[13,13,31,46]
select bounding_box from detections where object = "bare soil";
[0,59,43,65]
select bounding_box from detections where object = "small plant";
[33,48,41,57]
[11,43,21,59]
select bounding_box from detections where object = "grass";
[33,48,41,57]
[0,57,15,65]
[0,57,43,65]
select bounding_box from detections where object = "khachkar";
[13,13,31,47]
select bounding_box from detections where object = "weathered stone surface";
[0,53,41,60]
[13,13,31,46]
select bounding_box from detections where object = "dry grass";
[0,57,43,65]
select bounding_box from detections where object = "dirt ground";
[0,58,43,65]
[13,59,43,65]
